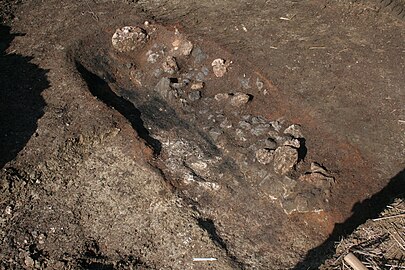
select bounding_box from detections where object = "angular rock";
[284,124,304,139]
[264,138,277,149]
[273,146,298,175]
[191,82,204,90]
[230,93,251,107]
[155,77,177,100]
[238,120,252,130]
[283,138,301,148]
[220,118,232,129]
[146,50,159,63]
[235,129,247,142]
[172,38,193,56]
[188,90,202,101]
[255,148,274,165]
[299,171,334,190]
[162,56,179,74]
[251,116,266,125]
[209,127,223,141]
[251,123,271,136]
[192,46,208,64]
[112,26,148,52]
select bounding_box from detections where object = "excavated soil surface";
[0,0,404,269]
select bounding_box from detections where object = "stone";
[129,69,143,86]
[209,127,223,141]
[24,256,35,268]
[191,82,204,90]
[112,26,148,52]
[212,58,230,77]
[264,138,277,149]
[235,129,247,142]
[220,118,232,129]
[192,47,208,64]
[230,93,251,107]
[283,138,301,148]
[238,120,252,130]
[153,68,162,78]
[147,52,160,63]
[162,56,179,74]
[310,162,329,175]
[251,123,271,136]
[284,124,304,138]
[251,116,266,125]
[155,77,177,100]
[299,171,334,190]
[259,174,284,200]
[273,146,298,175]
[255,148,274,165]
[172,39,193,56]
[270,120,283,132]
[240,77,251,89]
[214,93,230,101]
[188,91,202,101]
[201,66,210,76]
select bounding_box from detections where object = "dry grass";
[322,198,405,270]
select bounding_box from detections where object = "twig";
[372,213,405,221]
[193,257,217,261]
[344,253,368,270]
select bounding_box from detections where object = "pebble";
[195,72,206,81]
[212,58,229,77]
[273,146,298,175]
[202,66,210,75]
[284,124,304,139]
[209,127,223,141]
[172,39,193,56]
[146,51,160,63]
[264,138,277,149]
[24,256,35,268]
[155,77,177,100]
[191,82,204,90]
[112,26,148,52]
[235,129,247,142]
[255,148,274,165]
[240,77,251,89]
[153,68,162,78]
[251,116,266,125]
[162,56,179,74]
[220,118,232,129]
[171,82,185,89]
[192,47,208,64]
[283,138,301,148]
[251,123,270,136]
[214,93,230,101]
[230,93,251,107]
[188,91,202,101]
[270,120,283,132]
[238,120,252,130]
[310,162,329,175]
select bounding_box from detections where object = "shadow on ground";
[0,24,49,168]
[293,168,405,269]
[75,61,162,156]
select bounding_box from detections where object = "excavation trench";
[70,23,404,268]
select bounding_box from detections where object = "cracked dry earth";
[1,1,405,270]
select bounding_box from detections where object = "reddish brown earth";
[0,0,404,269]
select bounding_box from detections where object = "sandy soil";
[0,0,404,269]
